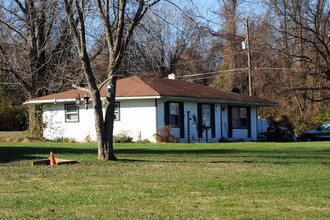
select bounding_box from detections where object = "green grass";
[0,141,329,219]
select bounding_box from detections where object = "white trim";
[115,96,162,101]
[24,95,279,106]
[157,96,279,106]
[24,96,162,105]
[24,99,76,105]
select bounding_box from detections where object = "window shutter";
[228,106,232,138]
[179,102,184,138]
[164,101,170,125]
[247,107,251,138]
[211,104,216,138]
[197,103,203,138]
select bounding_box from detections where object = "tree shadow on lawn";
[0,145,96,164]
[1,144,329,165]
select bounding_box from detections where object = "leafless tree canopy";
[0,0,328,146]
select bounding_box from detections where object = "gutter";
[156,96,280,107]
[24,98,76,105]
[24,96,163,105]
[24,95,279,107]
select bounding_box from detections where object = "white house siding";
[250,105,258,140]
[257,119,269,134]
[156,100,222,143]
[114,99,157,142]
[221,104,258,141]
[43,103,97,142]
[220,104,229,140]
[42,100,259,143]
[43,99,157,142]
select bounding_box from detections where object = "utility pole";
[246,18,252,96]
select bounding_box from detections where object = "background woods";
[0,0,329,137]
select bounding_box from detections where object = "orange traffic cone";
[50,152,56,166]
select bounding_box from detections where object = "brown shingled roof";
[26,75,278,106]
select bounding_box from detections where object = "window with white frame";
[169,102,180,126]
[202,104,211,127]
[232,106,247,128]
[114,102,120,120]
[65,105,79,122]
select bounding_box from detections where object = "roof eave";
[158,96,279,106]
[24,95,279,107]
[24,98,76,105]
[24,96,163,105]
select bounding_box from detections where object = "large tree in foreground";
[63,0,160,160]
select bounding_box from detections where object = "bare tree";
[120,3,206,78]
[210,0,251,93]
[0,0,74,135]
[63,0,160,160]
[267,0,330,103]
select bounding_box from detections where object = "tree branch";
[72,83,90,93]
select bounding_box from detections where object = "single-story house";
[24,74,278,143]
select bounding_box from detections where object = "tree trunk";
[28,104,43,138]
[104,75,118,161]
[79,51,118,160]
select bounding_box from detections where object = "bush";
[154,125,179,143]
[114,131,133,143]
[135,139,151,144]
[84,134,96,143]
[0,85,28,131]
[265,115,295,141]
[51,137,76,143]
[0,103,28,131]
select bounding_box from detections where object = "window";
[202,104,211,127]
[319,122,330,130]
[114,102,120,120]
[197,103,215,138]
[232,107,247,128]
[65,105,79,122]
[169,102,180,126]
[164,101,184,138]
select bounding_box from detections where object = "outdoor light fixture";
[83,92,90,109]
[76,93,81,106]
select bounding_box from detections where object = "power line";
[254,67,310,72]
[176,66,311,80]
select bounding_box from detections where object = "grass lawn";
[0,141,329,219]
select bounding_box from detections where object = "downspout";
[187,111,190,143]
[256,106,259,140]
[220,104,223,141]
[155,99,158,137]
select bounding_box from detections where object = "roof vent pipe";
[168,73,177,80]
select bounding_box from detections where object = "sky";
[177,0,268,32]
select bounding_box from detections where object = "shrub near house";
[0,87,28,131]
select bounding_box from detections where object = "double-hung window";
[197,103,215,138]
[202,104,211,128]
[114,102,120,121]
[65,105,79,122]
[232,106,247,128]
[164,101,185,138]
[169,102,180,126]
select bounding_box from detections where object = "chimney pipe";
[168,73,176,80]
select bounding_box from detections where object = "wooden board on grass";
[32,159,78,166]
